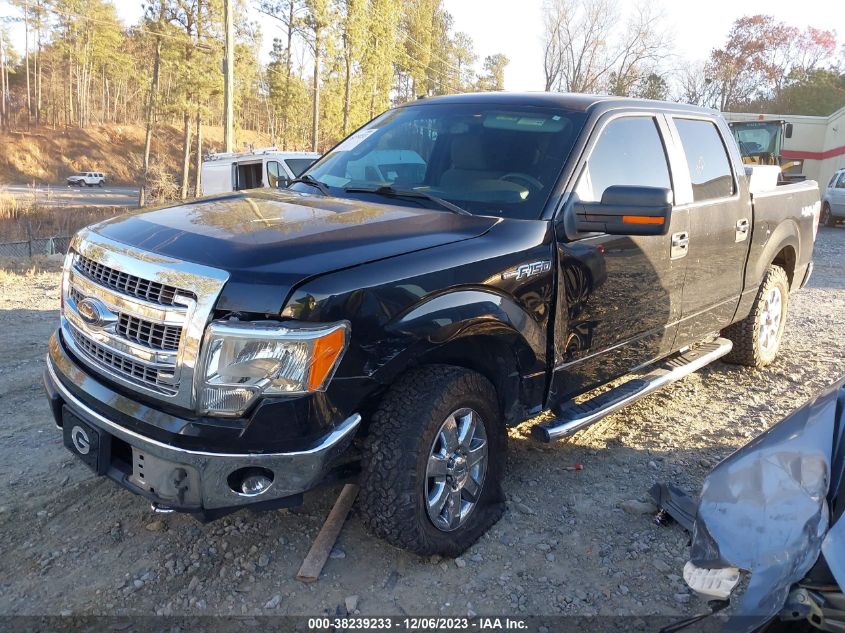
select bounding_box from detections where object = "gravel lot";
[0,227,843,624]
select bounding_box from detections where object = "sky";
[1,0,839,91]
[445,0,839,91]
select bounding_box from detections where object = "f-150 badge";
[501,260,552,280]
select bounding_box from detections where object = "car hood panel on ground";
[91,189,499,314]
[685,378,845,632]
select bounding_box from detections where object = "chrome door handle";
[671,232,689,259]
[736,218,750,242]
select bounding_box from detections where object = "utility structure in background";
[223,0,234,153]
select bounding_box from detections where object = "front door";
[548,114,689,405]
[668,116,748,345]
[832,172,845,214]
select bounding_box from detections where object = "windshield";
[296,103,587,220]
[732,123,781,157]
[285,158,315,177]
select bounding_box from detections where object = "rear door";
[549,113,690,402]
[667,116,749,345]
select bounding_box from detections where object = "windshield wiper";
[288,174,330,196]
[344,185,472,216]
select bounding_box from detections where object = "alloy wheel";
[425,408,488,532]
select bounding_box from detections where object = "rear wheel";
[722,265,790,367]
[359,365,506,556]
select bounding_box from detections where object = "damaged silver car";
[654,377,845,633]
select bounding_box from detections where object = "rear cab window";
[673,118,735,202]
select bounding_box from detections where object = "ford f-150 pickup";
[43,93,821,556]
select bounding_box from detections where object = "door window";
[267,161,283,187]
[575,116,672,203]
[836,172,845,188]
[674,118,735,202]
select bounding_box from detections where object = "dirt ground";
[0,227,843,624]
[0,124,274,186]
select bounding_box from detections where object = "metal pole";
[223,0,234,153]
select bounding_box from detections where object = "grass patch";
[0,205,125,242]
[0,254,64,282]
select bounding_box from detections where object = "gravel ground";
[0,227,843,624]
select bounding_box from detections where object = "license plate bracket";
[62,407,110,474]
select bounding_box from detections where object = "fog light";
[228,467,274,497]
[241,474,272,496]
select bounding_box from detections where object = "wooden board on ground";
[296,483,359,583]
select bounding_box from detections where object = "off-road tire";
[359,365,506,557]
[722,265,790,367]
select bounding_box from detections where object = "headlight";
[197,320,349,416]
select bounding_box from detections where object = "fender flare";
[372,288,546,385]
[755,219,800,287]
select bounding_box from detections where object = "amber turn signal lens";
[308,328,347,391]
[622,215,665,225]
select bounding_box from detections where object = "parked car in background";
[67,172,106,187]
[200,148,320,196]
[822,167,845,227]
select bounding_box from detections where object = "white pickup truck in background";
[200,149,320,196]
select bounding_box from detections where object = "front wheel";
[722,265,790,367]
[822,203,836,228]
[359,365,506,556]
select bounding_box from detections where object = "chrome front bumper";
[45,350,361,511]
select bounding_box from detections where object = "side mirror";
[784,123,793,139]
[277,177,291,189]
[574,186,673,236]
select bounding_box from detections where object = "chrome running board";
[533,338,733,443]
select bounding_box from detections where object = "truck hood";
[92,189,499,313]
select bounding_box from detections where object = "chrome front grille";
[70,287,183,352]
[117,314,182,351]
[69,326,174,393]
[76,253,185,306]
[61,229,229,409]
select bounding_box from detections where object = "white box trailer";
[200,149,320,196]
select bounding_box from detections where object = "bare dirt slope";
[0,228,843,621]
[0,125,275,186]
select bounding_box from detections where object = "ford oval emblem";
[76,297,118,328]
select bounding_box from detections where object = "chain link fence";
[0,236,71,258]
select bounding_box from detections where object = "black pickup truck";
[43,93,820,556]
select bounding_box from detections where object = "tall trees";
[705,15,839,112]
[261,0,306,147]
[139,2,166,207]
[303,0,329,151]
[338,0,366,134]
[541,0,667,95]
[0,0,510,154]
[476,54,508,91]
[51,0,123,127]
